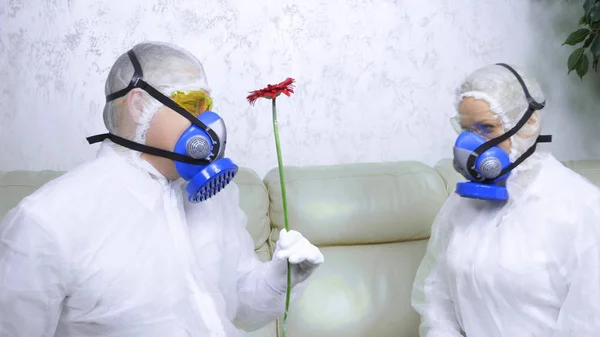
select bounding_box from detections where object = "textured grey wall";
[1,0,598,177]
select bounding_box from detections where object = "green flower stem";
[271,98,292,337]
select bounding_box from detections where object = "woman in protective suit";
[411,64,600,337]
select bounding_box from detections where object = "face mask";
[173,110,237,202]
[87,49,238,203]
[452,63,552,201]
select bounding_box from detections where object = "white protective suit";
[411,65,600,337]
[0,42,323,337]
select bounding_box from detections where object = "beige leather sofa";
[2,158,600,337]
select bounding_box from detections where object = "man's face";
[141,88,213,180]
[142,105,192,180]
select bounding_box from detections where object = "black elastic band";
[481,134,552,184]
[537,134,552,143]
[465,63,550,180]
[496,63,546,111]
[86,133,211,165]
[95,48,221,161]
[472,64,546,156]
[106,50,144,102]
[468,106,536,160]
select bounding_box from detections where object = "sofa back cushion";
[0,170,65,220]
[263,161,449,337]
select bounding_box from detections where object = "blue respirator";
[173,111,238,202]
[453,132,512,200]
[452,63,552,201]
[87,49,238,202]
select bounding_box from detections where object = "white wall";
[1,0,599,178]
[528,0,600,161]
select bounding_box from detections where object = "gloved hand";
[265,229,324,293]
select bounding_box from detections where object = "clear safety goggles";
[170,90,213,117]
[450,115,505,138]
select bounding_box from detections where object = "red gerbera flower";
[246,76,297,337]
[246,77,295,105]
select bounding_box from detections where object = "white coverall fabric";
[412,151,600,337]
[0,141,297,337]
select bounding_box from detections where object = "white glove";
[265,229,324,293]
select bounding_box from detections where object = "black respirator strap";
[86,133,211,165]
[466,63,551,180]
[101,49,221,160]
[480,134,552,184]
[472,64,546,155]
[497,63,546,111]
[105,50,145,102]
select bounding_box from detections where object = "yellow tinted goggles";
[171,90,213,117]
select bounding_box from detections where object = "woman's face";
[456,97,512,154]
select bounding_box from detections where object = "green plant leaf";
[584,34,595,48]
[580,15,587,25]
[584,0,593,15]
[591,4,600,22]
[563,29,591,45]
[590,35,600,57]
[568,48,585,74]
[593,56,599,72]
[576,53,590,79]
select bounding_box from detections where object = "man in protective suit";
[0,41,324,337]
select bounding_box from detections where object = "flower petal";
[246,78,296,105]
